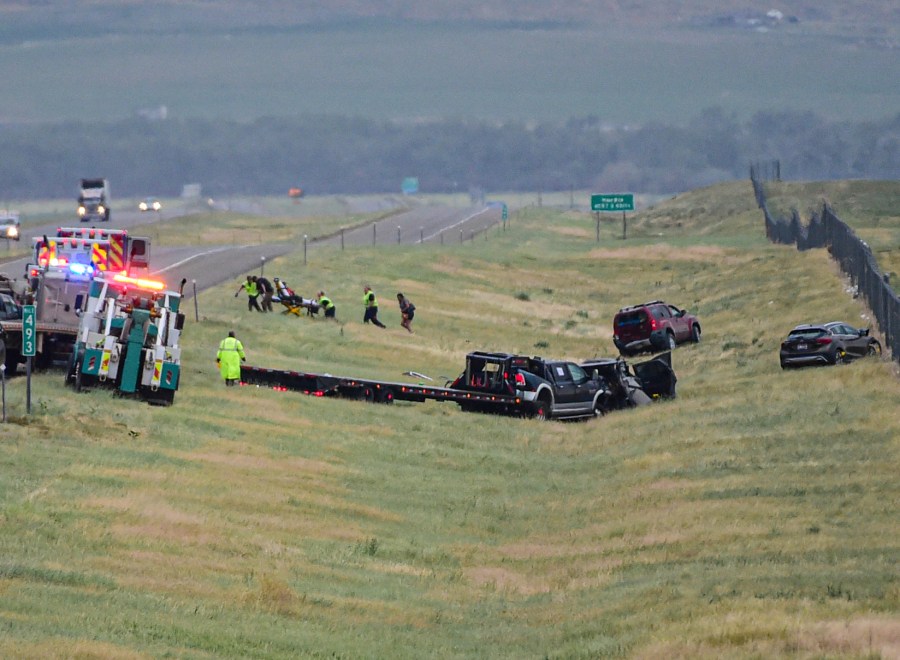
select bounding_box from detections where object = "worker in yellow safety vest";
[235,275,262,312]
[362,286,386,328]
[317,291,336,319]
[216,330,246,386]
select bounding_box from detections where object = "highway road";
[0,202,502,297]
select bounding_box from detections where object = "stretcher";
[274,295,320,317]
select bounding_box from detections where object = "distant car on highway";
[779,321,881,368]
[0,211,21,241]
[139,197,161,212]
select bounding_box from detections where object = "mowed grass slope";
[1,181,898,658]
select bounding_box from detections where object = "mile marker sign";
[22,305,36,357]
[591,193,634,212]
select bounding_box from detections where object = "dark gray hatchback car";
[779,321,881,368]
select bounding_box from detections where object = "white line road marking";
[421,208,492,242]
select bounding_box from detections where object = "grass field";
[0,180,898,658]
[1,24,898,125]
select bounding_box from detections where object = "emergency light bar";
[112,273,166,291]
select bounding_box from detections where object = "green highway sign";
[591,193,634,212]
[401,177,419,195]
[22,304,36,357]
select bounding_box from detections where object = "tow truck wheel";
[532,395,552,421]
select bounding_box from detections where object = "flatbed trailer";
[240,365,533,416]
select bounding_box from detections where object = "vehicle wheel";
[592,397,609,418]
[690,324,701,343]
[868,341,882,357]
[532,395,552,421]
[833,350,846,365]
[666,332,676,350]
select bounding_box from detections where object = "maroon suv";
[613,300,701,355]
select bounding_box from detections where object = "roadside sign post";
[591,193,635,241]
[23,304,35,414]
[192,281,199,322]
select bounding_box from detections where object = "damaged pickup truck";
[448,350,677,420]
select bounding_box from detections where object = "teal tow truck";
[66,273,186,406]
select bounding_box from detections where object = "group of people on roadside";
[219,283,416,385]
[235,276,413,331]
[362,286,415,333]
[235,274,336,318]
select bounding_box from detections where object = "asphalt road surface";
[1,203,502,298]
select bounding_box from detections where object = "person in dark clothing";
[256,275,274,312]
[235,275,262,312]
[397,292,415,333]
[362,286,386,328]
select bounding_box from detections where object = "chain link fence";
[750,165,899,363]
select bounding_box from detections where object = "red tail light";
[649,317,658,330]
[514,373,525,386]
[814,337,832,345]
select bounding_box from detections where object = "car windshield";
[788,328,825,340]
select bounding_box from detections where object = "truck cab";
[77,178,111,223]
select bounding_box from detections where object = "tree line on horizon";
[0,108,897,201]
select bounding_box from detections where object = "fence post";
[397,226,401,244]
[341,228,344,251]
[192,280,199,322]
[303,235,308,265]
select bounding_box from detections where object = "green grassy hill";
[1,180,897,658]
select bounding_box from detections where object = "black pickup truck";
[449,350,677,420]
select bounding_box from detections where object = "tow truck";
[240,350,676,420]
[65,273,185,406]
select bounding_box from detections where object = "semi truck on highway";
[77,178,111,223]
